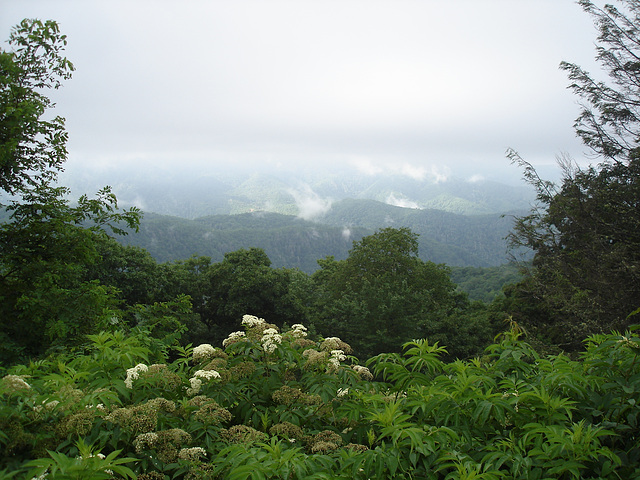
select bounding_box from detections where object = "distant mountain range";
[117,199,527,272]
[60,163,535,218]
[58,164,535,271]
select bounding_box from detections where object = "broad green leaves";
[2,320,640,478]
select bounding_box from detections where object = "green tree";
[0,19,73,195]
[507,1,640,351]
[0,20,140,364]
[312,228,460,358]
[87,236,167,307]
[200,248,306,345]
[560,0,640,160]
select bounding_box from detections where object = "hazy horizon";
[1,0,604,187]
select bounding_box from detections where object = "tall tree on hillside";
[0,20,140,363]
[561,0,640,160]
[311,228,461,358]
[200,248,306,345]
[507,0,640,350]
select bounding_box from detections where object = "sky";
[1,0,603,184]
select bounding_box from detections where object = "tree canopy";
[507,0,640,350]
[0,19,74,196]
[310,228,466,358]
[0,19,140,362]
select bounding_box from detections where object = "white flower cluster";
[2,374,31,391]
[192,343,216,362]
[187,369,221,396]
[322,337,343,350]
[178,446,207,461]
[337,388,349,397]
[242,314,266,327]
[262,328,282,353]
[327,350,346,371]
[222,331,246,348]
[352,365,373,380]
[124,363,148,389]
[134,432,159,452]
[33,399,59,414]
[290,324,308,338]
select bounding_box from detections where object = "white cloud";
[429,165,450,183]
[0,1,597,178]
[341,227,352,240]
[289,184,333,221]
[398,163,427,180]
[349,157,384,176]
[468,174,485,183]
[386,193,420,209]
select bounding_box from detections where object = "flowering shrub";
[1,318,639,478]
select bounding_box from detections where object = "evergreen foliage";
[506,0,640,351]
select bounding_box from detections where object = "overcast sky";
[2,0,602,183]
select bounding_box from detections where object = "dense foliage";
[2,319,640,479]
[0,19,141,364]
[2,3,640,478]
[115,203,520,271]
[505,0,640,351]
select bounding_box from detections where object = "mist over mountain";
[59,158,536,219]
[58,159,535,271]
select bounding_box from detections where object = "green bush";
[1,317,639,479]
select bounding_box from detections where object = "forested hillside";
[116,211,368,273]
[59,159,536,219]
[114,200,524,272]
[2,3,640,478]
[316,199,525,266]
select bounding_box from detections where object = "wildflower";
[229,361,256,380]
[56,412,96,437]
[124,363,148,389]
[290,324,308,337]
[192,344,215,362]
[320,337,353,354]
[272,385,322,406]
[291,337,316,349]
[154,429,193,463]
[178,447,207,461]
[222,331,246,348]
[242,314,266,327]
[272,385,306,405]
[220,424,268,444]
[352,365,373,381]
[327,349,346,373]
[262,328,282,353]
[345,443,369,453]
[33,399,59,415]
[302,348,329,370]
[337,388,349,397]
[269,422,304,441]
[192,399,232,425]
[106,397,174,434]
[134,432,159,453]
[186,369,221,396]
[137,473,165,480]
[2,374,31,392]
[308,430,342,453]
[331,349,346,361]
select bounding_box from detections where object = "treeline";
[0,223,511,365]
[115,200,523,271]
